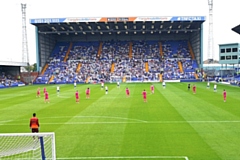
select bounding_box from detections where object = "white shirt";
[57,86,60,90]
[214,85,217,89]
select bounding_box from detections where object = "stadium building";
[231,24,240,69]
[202,23,240,85]
[1,16,208,87]
[0,61,27,88]
[29,16,206,84]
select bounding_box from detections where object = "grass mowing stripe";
[54,84,132,157]
[120,83,220,159]
[0,83,240,159]
[162,83,240,159]
[0,84,99,132]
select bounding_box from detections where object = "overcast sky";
[0,0,239,64]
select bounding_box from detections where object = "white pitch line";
[147,120,240,124]
[2,120,240,126]
[0,122,142,125]
[0,120,12,123]
[40,115,148,123]
[0,116,148,125]
[56,156,189,160]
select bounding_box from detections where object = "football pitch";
[0,82,240,160]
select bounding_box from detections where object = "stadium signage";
[31,18,61,23]
[137,17,170,21]
[177,16,204,21]
[168,58,191,60]
[30,16,205,24]
[65,17,98,22]
[107,17,130,21]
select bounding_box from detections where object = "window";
[232,55,237,59]
[232,48,238,52]
[226,55,231,60]
[226,48,231,52]
[220,56,225,60]
[220,48,225,53]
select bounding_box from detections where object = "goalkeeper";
[30,113,40,133]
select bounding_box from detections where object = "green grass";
[0,82,240,160]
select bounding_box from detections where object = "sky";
[0,0,239,64]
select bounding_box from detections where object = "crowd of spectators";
[161,40,198,80]
[35,40,203,84]
[0,72,21,87]
[229,78,240,86]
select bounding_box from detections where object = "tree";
[24,65,34,72]
[23,63,37,72]
[33,63,37,72]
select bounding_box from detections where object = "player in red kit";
[43,87,46,94]
[36,88,40,97]
[75,90,79,103]
[44,91,49,103]
[86,88,90,99]
[142,89,147,102]
[223,89,227,102]
[150,85,154,94]
[126,87,130,98]
[192,84,196,94]
[30,113,39,133]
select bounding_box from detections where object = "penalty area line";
[57,156,189,160]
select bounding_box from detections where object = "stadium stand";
[0,72,24,88]
[35,41,202,84]
[30,16,207,84]
[34,40,202,83]
[35,42,70,84]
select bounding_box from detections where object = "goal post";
[0,132,56,160]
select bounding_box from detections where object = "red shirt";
[193,86,196,91]
[126,89,129,94]
[86,89,90,94]
[75,92,79,98]
[142,91,147,97]
[223,91,226,97]
[151,85,154,90]
[45,92,49,98]
[30,117,39,129]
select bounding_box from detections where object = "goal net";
[110,76,123,83]
[0,132,56,160]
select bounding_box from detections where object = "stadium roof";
[30,16,205,36]
[0,61,28,67]
[232,24,240,35]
